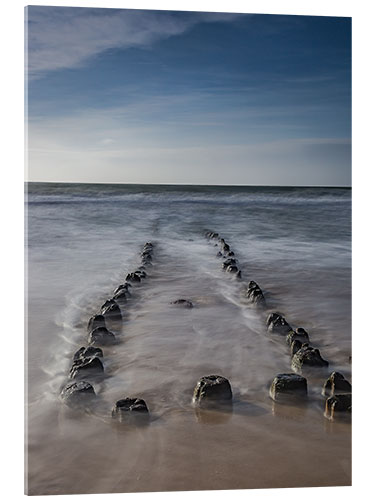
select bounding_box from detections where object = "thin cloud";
[26,7,241,78]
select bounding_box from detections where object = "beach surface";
[25,183,351,495]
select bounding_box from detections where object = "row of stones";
[205,230,352,421]
[60,242,155,420]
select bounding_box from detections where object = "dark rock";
[269,373,308,402]
[325,394,352,420]
[134,269,147,279]
[222,258,236,269]
[193,375,233,406]
[228,251,235,257]
[113,283,131,295]
[126,272,142,282]
[88,326,116,346]
[247,281,265,305]
[222,243,230,253]
[70,356,104,379]
[73,346,103,361]
[267,313,292,335]
[322,372,352,397]
[291,345,329,374]
[171,299,193,308]
[113,289,128,301]
[112,398,149,423]
[61,381,96,406]
[216,251,223,258]
[290,339,303,356]
[101,299,122,321]
[87,314,106,332]
[286,328,310,346]
[226,265,238,273]
[236,270,242,279]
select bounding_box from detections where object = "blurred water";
[25,182,351,494]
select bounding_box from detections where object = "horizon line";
[25,180,352,188]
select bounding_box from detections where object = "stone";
[222,243,230,253]
[286,328,310,346]
[269,373,308,402]
[324,394,351,420]
[236,270,242,279]
[134,269,147,279]
[216,251,223,258]
[113,289,128,301]
[87,314,106,332]
[193,375,233,406]
[228,251,235,257]
[101,299,122,321]
[73,346,103,361]
[291,345,329,374]
[171,299,193,308]
[88,326,116,346]
[267,313,292,335]
[290,339,303,356]
[222,258,236,269]
[61,381,96,406]
[69,356,104,379]
[226,265,238,273]
[126,272,142,282]
[113,283,131,295]
[247,281,265,305]
[322,372,352,397]
[112,398,149,423]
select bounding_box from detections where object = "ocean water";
[25,183,351,494]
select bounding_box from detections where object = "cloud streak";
[26,7,240,78]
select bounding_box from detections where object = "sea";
[25,182,351,494]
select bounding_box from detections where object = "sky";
[26,6,351,186]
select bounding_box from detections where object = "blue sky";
[26,7,351,185]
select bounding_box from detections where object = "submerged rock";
[112,398,149,423]
[88,326,116,346]
[291,345,329,374]
[126,272,142,282]
[267,313,292,335]
[322,372,352,397]
[247,281,266,306]
[216,251,223,258]
[101,299,122,321]
[324,394,352,420]
[226,265,238,274]
[113,289,128,301]
[61,381,96,406]
[73,346,103,361]
[193,375,233,406]
[69,356,104,379]
[269,373,308,402]
[171,299,193,308]
[87,314,106,332]
[286,328,310,346]
[222,258,236,270]
[290,339,304,356]
[113,283,131,295]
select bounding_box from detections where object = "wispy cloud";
[26,7,240,78]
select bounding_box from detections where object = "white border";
[2,1,374,499]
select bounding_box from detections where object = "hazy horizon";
[26,7,351,186]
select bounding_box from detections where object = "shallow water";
[25,183,351,495]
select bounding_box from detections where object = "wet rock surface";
[87,314,106,332]
[322,372,352,397]
[269,373,308,402]
[286,328,310,346]
[325,394,352,420]
[101,299,122,321]
[291,345,329,374]
[88,326,116,346]
[171,299,193,308]
[267,313,292,335]
[112,398,149,423]
[247,281,266,306]
[61,381,96,406]
[69,356,104,379]
[73,346,103,361]
[193,375,233,406]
